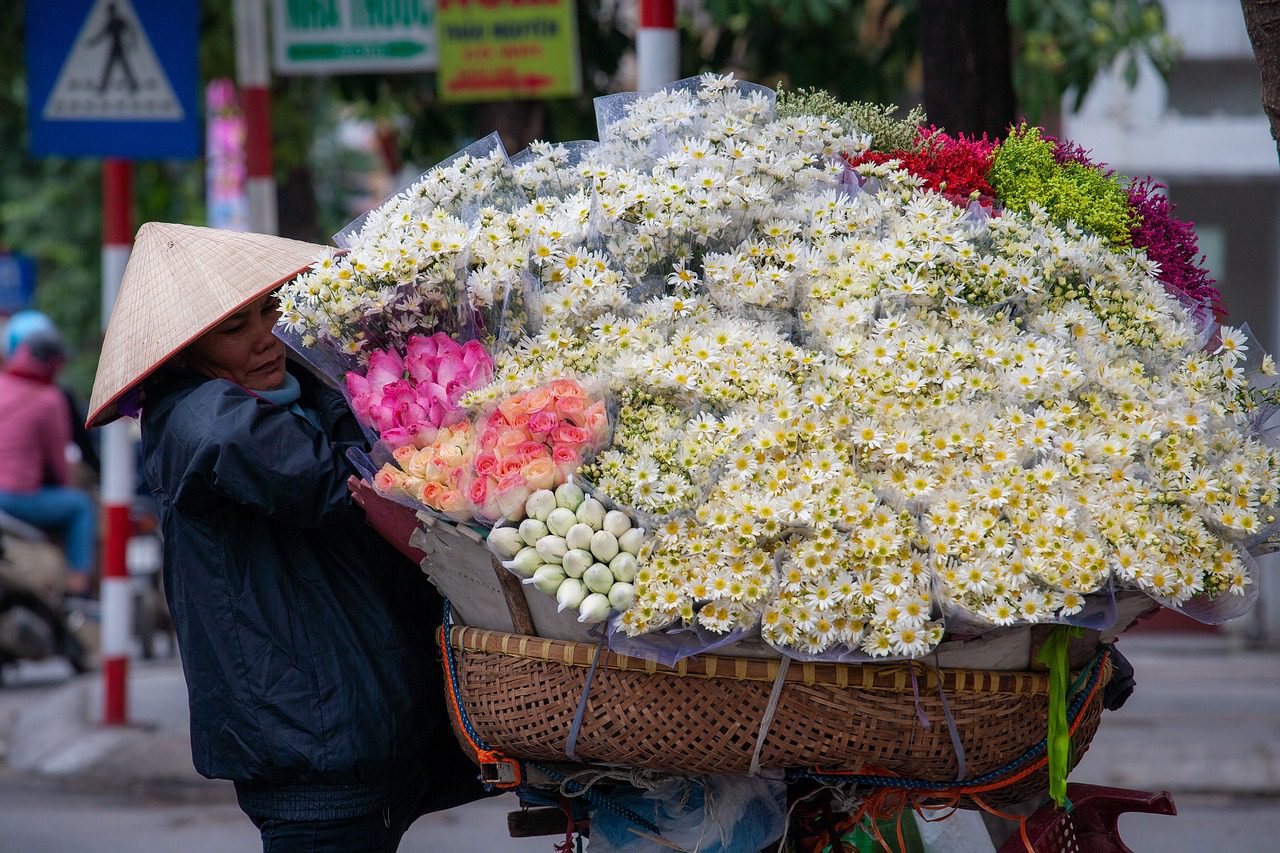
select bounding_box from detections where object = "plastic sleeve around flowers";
[464,377,614,525]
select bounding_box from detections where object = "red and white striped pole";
[100,158,135,726]
[235,0,276,234]
[637,0,679,92]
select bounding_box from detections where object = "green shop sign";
[436,0,581,102]
[273,0,438,74]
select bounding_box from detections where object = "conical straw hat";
[87,222,327,428]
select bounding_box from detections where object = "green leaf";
[1123,53,1140,87]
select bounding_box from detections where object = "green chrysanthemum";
[989,125,1136,248]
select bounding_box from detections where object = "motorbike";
[0,509,93,684]
[126,495,172,660]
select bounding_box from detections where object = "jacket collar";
[143,362,359,441]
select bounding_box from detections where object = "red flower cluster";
[847,128,999,207]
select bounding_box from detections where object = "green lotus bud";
[583,562,615,594]
[535,535,568,564]
[561,548,593,579]
[505,546,542,578]
[577,592,611,623]
[519,518,548,547]
[524,489,557,522]
[487,526,525,560]
[590,529,619,563]
[527,565,566,595]
[546,507,578,538]
[603,509,632,538]
[608,552,638,583]
[575,497,606,529]
[617,527,646,556]
[555,481,585,511]
[565,523,595,552]
[607,582,635,611]
[556,578,586,612]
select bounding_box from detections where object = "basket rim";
[449,625,1089,696]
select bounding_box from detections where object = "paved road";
[3,634,1279,851]
[0,770,1276,852]
[0,772,552,852]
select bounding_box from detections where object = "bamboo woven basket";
[443,624,1111,806]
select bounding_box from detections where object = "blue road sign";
[26,0,199,159]
[0,253,37,314]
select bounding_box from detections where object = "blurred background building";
[1064,0,1280,643]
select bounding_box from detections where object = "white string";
[748,657,791,777]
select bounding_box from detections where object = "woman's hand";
[348,476,428,565]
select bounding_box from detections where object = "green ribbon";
[1037,625,1084,808]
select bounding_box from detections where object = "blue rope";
[441,599,661,837]
[528,763,662,836]
[441,600,492,754]
[788,647,1110,792]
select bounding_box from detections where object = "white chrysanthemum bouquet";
[280,75,1280,660]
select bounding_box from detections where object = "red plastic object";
[998,784,1177,853]
[348,476,428,565]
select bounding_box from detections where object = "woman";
[0,320,96,597]
[87,223,489,852]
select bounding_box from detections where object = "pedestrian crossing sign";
[25,0,199,158]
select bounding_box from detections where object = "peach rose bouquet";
[372,421,475,522]
[466,379,610,522]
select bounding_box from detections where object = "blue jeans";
[0,486,96,575]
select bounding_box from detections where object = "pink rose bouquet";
[345,333,493,449]
[465,379,611,522]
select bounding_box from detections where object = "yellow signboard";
[436,0,581,102]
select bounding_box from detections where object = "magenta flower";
[346,335,495,449]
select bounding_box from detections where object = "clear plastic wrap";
[510,139,597,200]
[334,132,522,248]
[587,774,786,853]
[277,75,1275,658]
[465,378,613,524]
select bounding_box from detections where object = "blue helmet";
[2,310,58,358]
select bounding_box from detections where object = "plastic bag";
[486,478,646,627]
[605,618,752,667]
[587,775,786,853]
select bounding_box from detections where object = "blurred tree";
[2,0,1178,395]
[696,0,1178,134]
[697,0,920,106]
[1241,0,1280,157]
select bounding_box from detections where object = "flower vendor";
[85,223,490,852]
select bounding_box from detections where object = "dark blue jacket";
[141,366,449,820]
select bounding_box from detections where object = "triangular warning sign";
[42,0,184,122]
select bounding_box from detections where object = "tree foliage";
[1,0,1177,397]
[697,0,1179,125]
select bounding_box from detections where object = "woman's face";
[183,293,286,390]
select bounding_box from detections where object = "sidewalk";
[0,657,222,800]
[1075,633,1280,795]
[1,632,1277,803]
[0,657,545,851]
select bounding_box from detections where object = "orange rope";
[968,792,1035,852]
[808,650,1111,852]
[438,624,524,789]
